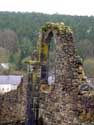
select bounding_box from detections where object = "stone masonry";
[39,23,94,125]
[0,22,94,125]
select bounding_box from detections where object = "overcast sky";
[0,0,94,16]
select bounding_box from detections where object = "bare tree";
[0,29,18,53]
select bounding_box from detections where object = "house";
[0,75,23,94]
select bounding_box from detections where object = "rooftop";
[0,75,23,85]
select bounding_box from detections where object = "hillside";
[0,12,94,76]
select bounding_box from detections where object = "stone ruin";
[39,23,94,125]
[0,83,26,122]
[0,22,94,125]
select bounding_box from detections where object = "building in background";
[0,75,23,94]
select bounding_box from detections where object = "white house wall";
[0,84,18,94]
[0,75,23,94]
[0,84,12,94]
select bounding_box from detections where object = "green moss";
[40,22,72,34]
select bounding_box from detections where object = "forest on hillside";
[0,12,94,76]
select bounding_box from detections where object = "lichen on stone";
[41,22,73,35]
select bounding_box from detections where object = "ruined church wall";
[39,23,94,125]
[0,23,94,125]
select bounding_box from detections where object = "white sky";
[0,0,94,16]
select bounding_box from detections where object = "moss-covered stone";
[41,22,72,35]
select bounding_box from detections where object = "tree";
[76,39,94,59]
[0,29,18,53]
[17,37,34,69]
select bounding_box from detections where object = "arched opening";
[48,36,56,84]
[40,30,56,86]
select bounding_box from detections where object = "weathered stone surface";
[39,23,94,125]
[0,83,27,122]
[0,22,94,125]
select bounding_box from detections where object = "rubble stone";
[0,22,94,125]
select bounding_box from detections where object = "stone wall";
[39,23,94,125]
[0,23,94,125]
[0,83,26,122]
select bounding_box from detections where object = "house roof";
[0,75,23,85]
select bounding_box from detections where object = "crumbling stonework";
[39,23,94,125]
[0,83,26,122]
[0,22,94,125]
